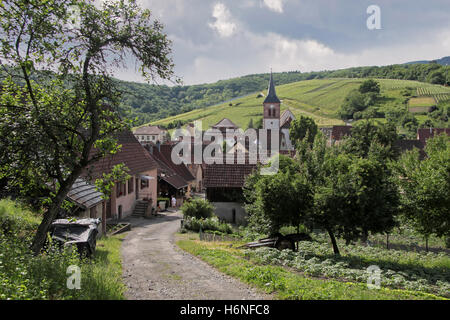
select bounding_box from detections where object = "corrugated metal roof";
[68,178,104,209]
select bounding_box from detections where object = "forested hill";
[117,61,449,126]
[2,58,448,126]
[404,56,450,66]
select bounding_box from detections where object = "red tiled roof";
[331,125,352,140]
[85,130,157,180]
[417,128,450,144]
[203,163,258,188]
[159,144,195,182]
[160,174,188,189]
[144,145,189,190]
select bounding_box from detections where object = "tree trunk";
[425,236,429,253]
[31,178,76,255]
[326,228,340,255]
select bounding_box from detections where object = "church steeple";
[263,71,280,104]
[263,70,280,130]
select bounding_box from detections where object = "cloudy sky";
[114,0,450,85]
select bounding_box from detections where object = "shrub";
[182,216,233,234]
[181,198,213,219]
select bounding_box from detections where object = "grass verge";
[176,237,446,300]
[0,199,126,300]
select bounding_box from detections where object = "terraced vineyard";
[434,93,450,103]
[141,78,450,130]
[416,86,450,96]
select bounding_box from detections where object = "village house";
[144,142,195,207]
[133,125,168,144]
[83,130,158,221]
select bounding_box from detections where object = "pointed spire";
[264,70,281,104]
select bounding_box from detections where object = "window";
[128,177,134,194]
[116,182,126,198]
[141,178,149,189]
[147,135,150,141]
[152,135,155,140]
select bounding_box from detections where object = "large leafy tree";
[341,120,399,161]
[289,115,318,147]
[393,134,450,250]
[0,0,176,254]
[244,155,312,235]
[298,134,399,255]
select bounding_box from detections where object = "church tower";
[263,71,281,130]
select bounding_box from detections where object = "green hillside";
[147,78,450,130]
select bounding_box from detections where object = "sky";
[112,0,450,85]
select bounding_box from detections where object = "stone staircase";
[131,200,148,217]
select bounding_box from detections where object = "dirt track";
[121,210,269,300]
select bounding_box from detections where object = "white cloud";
[208,3,237,38]
[262,0,284,13]
[174,26,450,85]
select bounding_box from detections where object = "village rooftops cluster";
[66,73,449,229]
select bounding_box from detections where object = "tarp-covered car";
[49,218,101,257]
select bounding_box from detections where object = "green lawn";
[176,234,447,300]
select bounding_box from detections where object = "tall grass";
[0,199,125,300]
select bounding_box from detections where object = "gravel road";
[121,210,270,300]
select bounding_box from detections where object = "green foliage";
[0,0,176,253]
[289,115,318,147]
[0,199,41,236]
[339,80,381,120]
[359,79,381,94]
[244,155,312,235]
[181,216,233,234]
[181,198,214,219]
[393,134,450,240]
[94,164,131,200]
[341,120,399,160]
[247,240,450,298]
[177,239,444,300]
[0,200,125,300]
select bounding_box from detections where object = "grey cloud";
[116,0,450,85]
